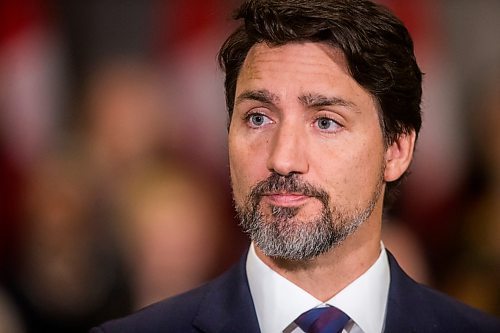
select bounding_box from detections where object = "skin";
[228,42,415,301]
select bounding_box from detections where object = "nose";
[266,122,309,176]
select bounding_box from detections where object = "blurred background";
[0,0,498,331]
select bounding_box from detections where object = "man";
[91,0,500,332]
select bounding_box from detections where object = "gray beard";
[235,172,383,261]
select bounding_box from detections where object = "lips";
[262,193,310,207]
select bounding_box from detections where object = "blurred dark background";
[0,0,498,332]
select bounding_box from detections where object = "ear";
[384,131,416,182]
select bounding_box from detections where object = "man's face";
[228,42,387,260]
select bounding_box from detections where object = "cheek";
[315,139,384,200]
[228,135,266,204]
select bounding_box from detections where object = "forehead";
[237,42,358,94]
[241,41,351,78]
[235,42,376,110]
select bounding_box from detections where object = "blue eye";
[251,114,264,126]
[316,117,340,131]
[247,113,271,127]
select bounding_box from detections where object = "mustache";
[248,173,330,206]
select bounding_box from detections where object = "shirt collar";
[246,242,390,333]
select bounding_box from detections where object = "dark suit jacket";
[91,251,500,332]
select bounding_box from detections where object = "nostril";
[266,151,308,176]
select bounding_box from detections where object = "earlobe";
[384,131,416,182]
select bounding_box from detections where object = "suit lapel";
[192,253,261,333]
[383,251,420,333]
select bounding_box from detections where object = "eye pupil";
[318,118,331,129]
[252,115,264,125]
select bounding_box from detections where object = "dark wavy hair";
[218,0,422,147]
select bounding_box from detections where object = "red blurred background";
[0,1,498,331]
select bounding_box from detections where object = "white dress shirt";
[246,243,390,333]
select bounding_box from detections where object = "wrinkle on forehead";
[240,42,351,81]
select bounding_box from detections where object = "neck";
[255,213,382,302]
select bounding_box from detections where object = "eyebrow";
[298,93,357,110]
[235,89,280,106]
[235,90,358,111]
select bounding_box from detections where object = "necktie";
[294,306,350,333]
